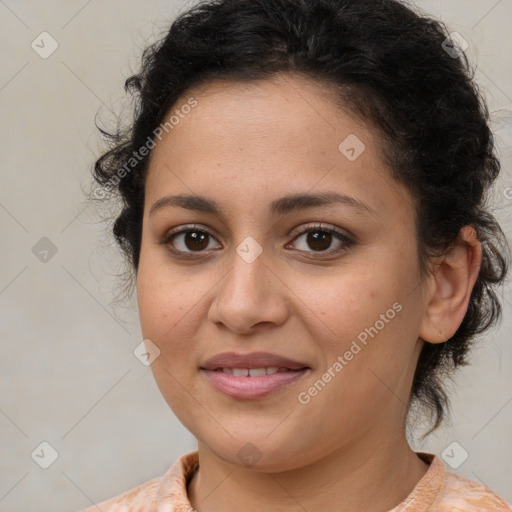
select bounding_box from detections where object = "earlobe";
[419,226,482,344]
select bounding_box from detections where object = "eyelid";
[162,222,354,256]
[164,222,352,241]
[164,223,216,238]
[288,222,352,241]
[163,223,221,247]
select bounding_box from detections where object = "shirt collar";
[390,452,446,512]
[156,450,199,511]
[155,450,444,511]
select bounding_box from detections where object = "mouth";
[200,351,309,371]
[200,352,311,399]
[209,367,304,376]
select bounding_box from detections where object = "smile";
[201,367,310,399]
[213,367,295,376]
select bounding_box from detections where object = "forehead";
[147,73,376,164]
[144,73,414,219]
[155,73,366,148]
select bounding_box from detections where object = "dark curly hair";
[91,0,510,438]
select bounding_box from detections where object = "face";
[136,73,431,471]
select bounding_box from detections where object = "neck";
[187,429,429,512]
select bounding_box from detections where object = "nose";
[207,246,289,334]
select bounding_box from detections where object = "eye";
[163,225,221,257]
[286,223,354,255]
[162,223,354,259]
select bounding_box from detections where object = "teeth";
[220,367,285,376]
[249,368,266,377]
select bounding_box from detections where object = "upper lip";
[200,351,310,370]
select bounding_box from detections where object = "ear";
[419,226,482,343]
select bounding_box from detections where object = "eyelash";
[161,223,354,259]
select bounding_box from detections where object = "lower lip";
[200,369,310,399]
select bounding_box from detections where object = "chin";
[200,435,316,473]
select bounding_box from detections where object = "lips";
[200,351,310,371]
[199,351,311,399]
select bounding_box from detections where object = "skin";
[136,72,482,512]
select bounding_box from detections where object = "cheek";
[138,270,196,340]
[136,254,216,370]
[136,261,205,412]
[292,255,420,381]
[137,250,178,336]
[291,262,400,341]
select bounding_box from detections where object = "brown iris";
[306,231,332,251]
[183,231,209,251]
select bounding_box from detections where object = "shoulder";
[433,468,512,511]
[398,452,511,512]
[77,475,163,512]
[76,450,199,512]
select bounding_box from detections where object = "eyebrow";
[149,191,377,218]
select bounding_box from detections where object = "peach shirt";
[78,451,511,512]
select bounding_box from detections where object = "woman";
[83,0,511,510]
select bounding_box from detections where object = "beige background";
[0,1,511,511]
